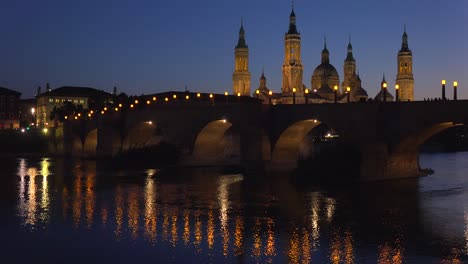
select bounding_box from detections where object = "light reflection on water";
[8,154,468,263]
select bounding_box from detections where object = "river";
[0,152,467,263]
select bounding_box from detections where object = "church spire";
[236,18,247,48]
[400,25,410,52]
[321,36,330,64]
[287,1,298,35]
[345,34,354,61]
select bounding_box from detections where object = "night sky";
[0,0,466,100]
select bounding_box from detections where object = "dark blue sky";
[0,0,466,99]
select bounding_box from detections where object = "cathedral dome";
[311,42,340,91]
[312,63,339,81]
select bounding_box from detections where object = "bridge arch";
[192,119,236,162]
[122,121,159,151]
[271,119,325,164]
[387,122,464,178]
[394,122,463,154]
[83,129,98,157]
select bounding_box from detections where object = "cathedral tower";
[232,19,251,96]
[342,36,356,94]
[281,6,304,104]
[396,27,414,101]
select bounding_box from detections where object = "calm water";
[0,153,467,263]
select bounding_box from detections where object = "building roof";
[37,86,112,98]
[0,87,21,96]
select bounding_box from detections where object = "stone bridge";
[50,98,468,181]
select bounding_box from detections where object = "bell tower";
[232,19,251,96]
[342,36,356,94]
[396,26,414,101]
[281,3,304,104]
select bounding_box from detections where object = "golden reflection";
[85,174,95,229]
[72,174,82,228]
[266,217,276,259]
[252,218,262,258]
[115,186,124,240]
[17,159,27,220]
[144,176,157,244]
[309,192,320,246]
[330,231,341,264]
[326,197,336,222]
[26,167,38,226]
[128,188,139,239]
[207,209,215,249]
[39,159,50,223]
[344,230,354,264]
[162,206,169,241]
[378,239,403,264]
[217,175,242,256]
[287,229,300,264]
[171,213,178,247]
[194,210,202,252]
[183,209,190,245]
[234,214,244,256]
[301,229,311,264]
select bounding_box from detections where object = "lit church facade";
[232,6,414,104]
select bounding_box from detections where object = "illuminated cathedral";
[232,6,414,104]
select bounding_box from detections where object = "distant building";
[396,27,414,101]
[232,20,251,96]
[374,75,394,102]
[36,86,112,127]
[237,6,413,103]
[0,87,21,129]
[19,98,36,127]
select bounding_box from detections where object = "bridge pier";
[360,143,421,181]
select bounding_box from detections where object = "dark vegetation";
[0,129,48,154]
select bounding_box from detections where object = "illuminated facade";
[396,28,414,101]
[281,8,304,104]
[36,86,112,128]
[232,20,251,96]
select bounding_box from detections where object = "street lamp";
[334,85,338,103]
[304,89,309,104]
[255,89,260,99]
[442,80,446,100]
[31,107,35,126]
[268,90,272,105]
[395,84,399,102]
[454,81,458,101]
[292,87,297,105]
[383,82,387,103]
[209,93,214,105]
[224,91,228,103]
[346,86,351,103]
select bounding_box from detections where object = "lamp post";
[383,82,387,103]
[304,89,309,104]
[237,92,241,102]
[224,91,228,103]
[454,81,458,101]
[31,107,35,126]
[334,85,338,103]
[292,87,296,105]
[209,93,214,105]
[442,80,446,100]
[346,86,351,103]
[268,90,272,105]
[255,89,260,99]
[395,84,399,102]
